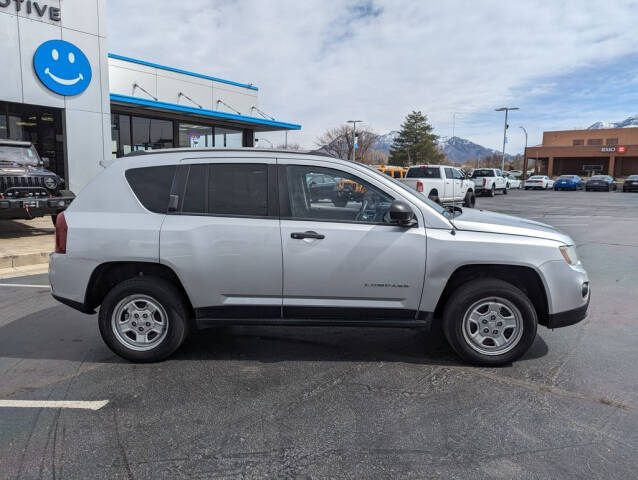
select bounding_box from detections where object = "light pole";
[519,126,528,180]
[495,107,519,171]
[347,120,362,162]
[452,112,462,139]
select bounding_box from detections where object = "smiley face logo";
[33,40,92,96]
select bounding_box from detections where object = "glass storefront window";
[131,116,173,152]
[0,101,64,176]
[215,127,243,147]
[179,123,213,148]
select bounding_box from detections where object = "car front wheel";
[463,190,476,208]
[98,276,190,362]
[442,278,538,366]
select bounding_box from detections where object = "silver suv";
[50,149,590,365]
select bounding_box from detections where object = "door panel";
[160,159,282,315]
[278,161,427,318]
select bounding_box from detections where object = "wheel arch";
[433,264,550,326]
[85,262,195,319]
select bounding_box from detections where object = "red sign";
[617,145,627,154]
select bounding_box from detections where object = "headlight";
[559,245,579,265]
[44,176,58,190]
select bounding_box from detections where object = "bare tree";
[315,125,378,163]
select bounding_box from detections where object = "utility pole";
[520,126,528,180]
[347,120,362,162]
[495,107,519,171]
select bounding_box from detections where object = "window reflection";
[215,127,243,147]
[179,123,213,148]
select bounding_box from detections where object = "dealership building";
[0,0,300,193]
[526,127,638,177]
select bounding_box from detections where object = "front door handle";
[291,231,325,240]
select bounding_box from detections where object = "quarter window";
[125,165,177,214]
[282,165,394,224]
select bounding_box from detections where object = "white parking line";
[0,400,108,410]
[0,283,51,288]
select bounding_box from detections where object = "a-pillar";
[547,157,554,176]
[608,156,616,176]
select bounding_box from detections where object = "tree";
[315,125,378,163]
[389,111,444,166]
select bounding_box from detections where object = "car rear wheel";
[487,185,495,197]
[442,278,538,366]
[98,276,190,362]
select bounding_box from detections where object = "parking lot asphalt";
[1,189,637,479]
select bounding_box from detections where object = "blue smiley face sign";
[33,40,92,96]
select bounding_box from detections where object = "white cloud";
[107,0,638,152]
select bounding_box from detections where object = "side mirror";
[41,157,50,169]
[389,200,417,227]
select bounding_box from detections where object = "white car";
[525,176,555,190]
[469,168,508,196]
[504,173,522,189]
[400,165,476,207]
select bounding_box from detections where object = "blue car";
[554,175,585,191]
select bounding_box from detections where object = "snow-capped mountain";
[587,115,638,130]
[437,136,514,165]
[372,133,514,164]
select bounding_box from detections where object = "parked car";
[585,175,617,192]
[524,176,555,190]
[376,165,407,179]
[50,148,590,366]
[469,168,508,196]
[507,170,523,178]
[622,175,638,192]
[0,140,74,223]
[554,175,585,191]
[504,172,522,189]
[400,165,476,207]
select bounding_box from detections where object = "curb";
[0,251,51,269]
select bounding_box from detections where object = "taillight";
[483,178,487,186]
[55,212,67,254]
[416,181,423,193]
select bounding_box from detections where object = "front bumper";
[547,297,590,328]
[0,195,74,219]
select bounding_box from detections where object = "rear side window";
[208,164,268,216]
[178,163,269,217]
[406,167,440,178]
[125,165,176,214]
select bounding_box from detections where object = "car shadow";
[0,219,53,239]
[0,305,549,367]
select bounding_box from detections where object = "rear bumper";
[0,195,74,219]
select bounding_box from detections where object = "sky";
[107,0,638,154]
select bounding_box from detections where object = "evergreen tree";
[389,111,443,166]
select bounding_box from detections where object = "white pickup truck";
[400,165,476,207]
[470,168,508,196]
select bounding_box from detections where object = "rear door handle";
[291,231,325,240]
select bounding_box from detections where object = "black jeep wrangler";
[0,140,74,224]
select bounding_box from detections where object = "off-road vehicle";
[0,140,74,223]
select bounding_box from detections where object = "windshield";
[406,166,440,178]
[628,175,638,180]
[559,175,575,179]
[591,175,608,180]
[529,176,544,180]
[0,144,40,166]
[471,169,494,177]
[360,164,452,218]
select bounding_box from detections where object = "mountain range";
[587,114,638,130]
[372,131,515,164]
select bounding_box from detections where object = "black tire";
[487,185,495,197]
[428,190,440,204]
[442,278,538,366]
[332,196,348,207]
[98,276,190,363]
[502,186,508,195]
[51,214,58,226]
[463,190,476,208]
[524,187,529,190]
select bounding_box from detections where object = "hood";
[450,208,572,244]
